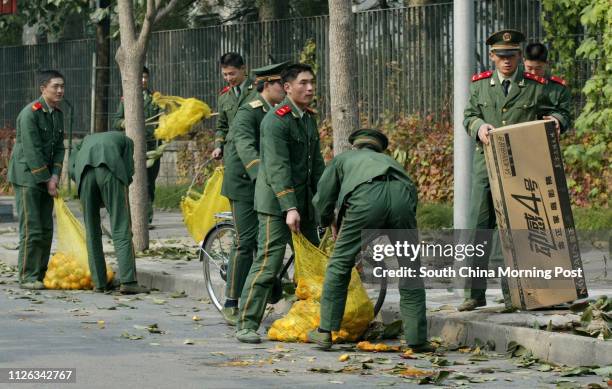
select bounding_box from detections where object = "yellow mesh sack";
[180,166,231,243]
[152,93,212,141]
[43,197,113,290]
[268,232,374,343]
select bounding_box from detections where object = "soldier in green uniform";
[211,52,257,160]
[112,66,161,226]
[307,129,432,352]
[235,64,325,343]
[9,70,66,290]
[220,62,288,326]
[69,131,149,295]
[460,30,569,311]
[523,42,573,134]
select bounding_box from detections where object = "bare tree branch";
[138,0,158,49]
[155,0,182,24]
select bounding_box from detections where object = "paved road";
[1,264,608,389]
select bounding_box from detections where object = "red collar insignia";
[471,70,493,82]
[275,105,291,117]
[32,102,43,111]
[219,86,231,95]
[549,75,567,86]
[523,72,547,85]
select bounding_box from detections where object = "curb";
[2,254,610,367]
[428,314,612,367]
[135,262,207,299]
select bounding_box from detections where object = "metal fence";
[0,0,588,136]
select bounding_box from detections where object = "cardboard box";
[484,120,588,310]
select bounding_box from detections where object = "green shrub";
[154,184,191,210]
[417,203,453,229]
[414,204,610,231]
[573,206,612,230]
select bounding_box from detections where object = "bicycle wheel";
[201,222,235,312]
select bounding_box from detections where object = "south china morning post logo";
[366,237,583,280]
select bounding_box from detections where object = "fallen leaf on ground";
[356,341,401,352]
[121,332,143,340]
[171,291,187,298]
[400,366,433,378]
[400,349,415,359]
[338,354,350,362]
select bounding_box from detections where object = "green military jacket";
[69,131,134,195]
[544,73,573,133]
[221,93,271,202]
[112,90,160,151]
[313,148,418,227]
[8,97,65,187]
[214,78,257,150]
[254,97,326,218]
[463,69,556,142]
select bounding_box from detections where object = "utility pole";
[453,0,475,229]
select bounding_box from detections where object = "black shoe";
[458,298,487,312]
[409,342,436,353]
[20,281,44,290]
[119,283,150,294]
[93,278,120,293]
[307,330,332,350]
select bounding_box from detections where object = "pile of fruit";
[43,252,114,290]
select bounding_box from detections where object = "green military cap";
[486,29,525,57]
[348,128,389,152]
[252,61,290,82]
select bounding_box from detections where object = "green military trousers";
[14,184,54,283]
[225,199,258,300]
[319,179,427,346]
[465,153,498,301]
[147,158,160,224]
[80,166,137,288]
[238,212,319,331]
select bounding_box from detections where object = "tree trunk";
[94,0,111,133]
[258,0,289,20]
[116,0,149,251]
[115,0,179,251]
[22,23,44,45]
[259,0,289,63]
[329,0,359,155]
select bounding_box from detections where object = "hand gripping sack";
[268,233,374,343]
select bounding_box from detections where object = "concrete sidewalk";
[0,197,610,367]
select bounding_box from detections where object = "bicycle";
[199,213,388,316]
